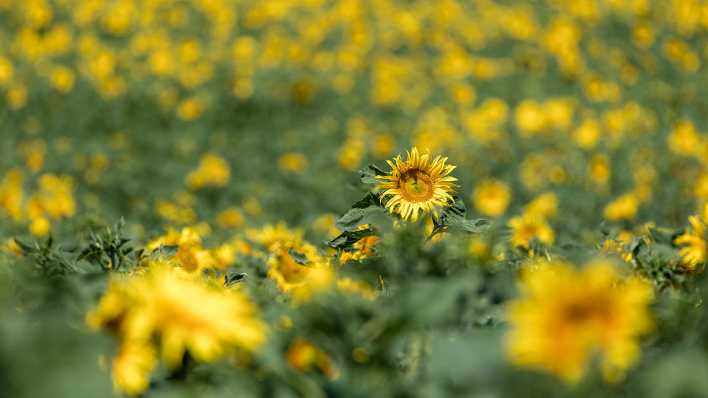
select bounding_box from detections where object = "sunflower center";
[561,297,610,326]
[400,170,434,202]
[562,301,595,323]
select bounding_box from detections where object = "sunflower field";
[1,0,708,397]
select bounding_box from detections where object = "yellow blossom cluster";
[0,168,76,237]
[247,223,376,302]
[147,225,249,271]
[86,260,267,395]
[2,0,708,393]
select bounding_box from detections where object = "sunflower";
[675,215,707,271]
[376,147,457,221]
[505,260,654,383]
[86,260,267,395]
[508,212,555,249]
[473,179,511,217]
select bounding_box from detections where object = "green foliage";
[0,0,707,396]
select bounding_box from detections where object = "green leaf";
[336,193,386,231]
[428,197,490,239]
[327,226,377,251]
[360,164,387,185]
[287,248,309,265]
[352,192,381,209]
[224,271,248,286]
[13,238,34,254]
[154,244,179,257]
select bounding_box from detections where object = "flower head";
[675,215,707,271]
[524,192,558,219]
[505,260,654,383]
[508,213,555,249]
[473,179,511,217]
[377,147,457,221]
[87,260,267,395]
[604,193,639,221]
[247,222,304,253]
[286,338,339,380]
[266,241,334,302]
[186,153,231,190]
[147,226,216,271]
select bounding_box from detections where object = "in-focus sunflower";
[376,147,457,221]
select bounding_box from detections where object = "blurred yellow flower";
[28,174,76,220]
[0,168,25,221]
[506,260,654,383]
[111,342,156,396]
[155,200,197,225]
[247,222,304,252]
[20,139,46,173]
[604,193,639,221]
[176,97,205,121]
[186,153,231,190]
[338,136,366,171]
[312,213,339,237]
[243,197,262,216]
[29,216,50,237]
[468,237,490,259]
[463,98,509,143]
[573,119,601,149]
[524,192,558,219]
[340,233,379,263]
[519,154,551,191]
[508,213,555,249]
[589,155,610,186]
[473,179,511,217]
[675,214,707,271]
[286,338,339,380]
[336,277,377,300]
[544,98,574,131]
[147,227,216,272]
[278,152,308,173]
[267,242,334,302]
[87,260,267,395]
[372,134,395,159]
[49,66,75,93]
[216,207,245,228]
[2,238,22,256]
[668,119,701,157]
[7,84,28,110]
[0,56,13,85]
[515,100,546,135]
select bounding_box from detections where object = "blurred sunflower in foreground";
[377,147,457,222]
[505,260,654,383]
[86,260,267,395]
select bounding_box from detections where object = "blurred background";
[1,0,708,397]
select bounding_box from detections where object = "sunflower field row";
[1,0,708,397]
